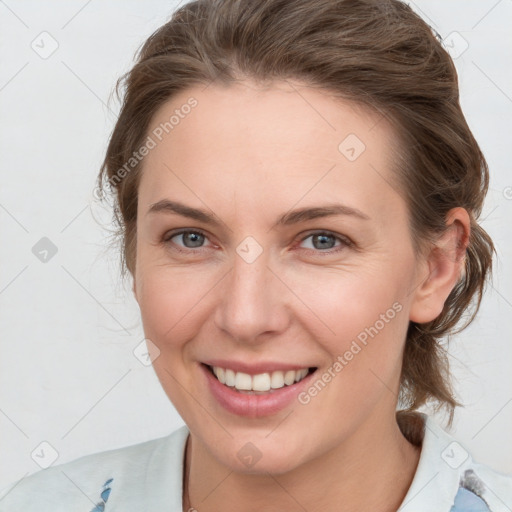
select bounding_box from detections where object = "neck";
[183,412,422,512]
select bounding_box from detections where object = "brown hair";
[97,0,495,425]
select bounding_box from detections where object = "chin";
[210,433,310,476]
[230,453,304,476]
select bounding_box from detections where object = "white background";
[0,0,511,490]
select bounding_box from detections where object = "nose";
[213,249,290,344]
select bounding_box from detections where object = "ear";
[409,207,470,324]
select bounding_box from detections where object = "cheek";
[284,262,409,343]
[135,264,219,351]
[282,261,412,403]
[134,265,218,420]
[291,270,409,429]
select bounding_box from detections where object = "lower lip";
[201,364,316,418]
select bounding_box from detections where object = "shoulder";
[398,413,512,512]
[456,461,512,512]
[0,425,189,512]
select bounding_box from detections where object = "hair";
[96,0,495,428]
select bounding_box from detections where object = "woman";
[1,0,511,510]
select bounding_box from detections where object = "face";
[133,80,428,474]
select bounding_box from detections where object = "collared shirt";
[0,413,511,511]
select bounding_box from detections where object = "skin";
[132,80,470,512]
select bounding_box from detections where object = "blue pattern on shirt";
[87,476,494,511]
[450,486,491,511]
[89,478,113,512]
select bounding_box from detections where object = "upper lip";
[203,359,316,375]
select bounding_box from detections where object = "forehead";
[138,80,406,226]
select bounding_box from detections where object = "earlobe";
[409,207,470,324]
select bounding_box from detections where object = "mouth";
[203,363,318,395]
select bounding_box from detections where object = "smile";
[201,361,318,417]
[207,365,316,393]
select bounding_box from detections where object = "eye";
[163,229,212,250]
[298,231,351,253]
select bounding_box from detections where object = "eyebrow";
[146,199,370,226]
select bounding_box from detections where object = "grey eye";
[301,233,339,250]
[173,231,206,248]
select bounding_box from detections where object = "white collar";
[142,414,477,511]
[398,413,472,510]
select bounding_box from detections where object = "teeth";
[235,372,252,390]
[211,366,310,391]
[214,367,226,384]
[225,369,236,387]
[252,373,271,392]
[284,370,296,385]
[270,371,284,389]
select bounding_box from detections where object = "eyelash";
[297,231,353,255]
[162,229,353,255]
